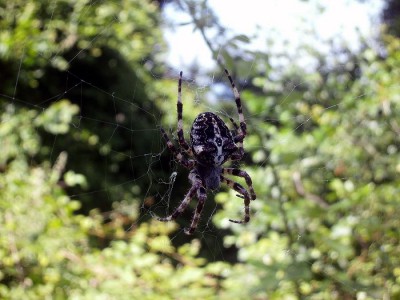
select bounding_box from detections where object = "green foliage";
[0,0,166,211]
[0,105,234,300]
[3,37,399,298]
[1,0,400,299]
[0,0,162,77]
[212,35,400,299]
[35,100,80,134]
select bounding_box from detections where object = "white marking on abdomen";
[214,142,223,165]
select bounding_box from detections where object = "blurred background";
[1,0,399,299]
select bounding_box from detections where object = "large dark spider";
[157,69,256,235]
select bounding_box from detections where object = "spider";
[157,69,256,235]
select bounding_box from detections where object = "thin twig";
[292,171,329,209]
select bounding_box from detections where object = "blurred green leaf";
[35,100,79,134]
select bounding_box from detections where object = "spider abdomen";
[190,112,237,166]
[197,165,222,190]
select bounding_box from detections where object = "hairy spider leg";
[157,171,201,221]
[226,116,245,161]
[220,175,251,224]
[185,175,207,235]
[157,170,206,235]
[224,69,247,147]
[160,127,195,169]
[176,71,194,156]
[222,168,257,200]
[229,117,240,132]
[156,186,193,222]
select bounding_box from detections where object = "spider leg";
[222,168,256,200]
[220,175,251,224]
[185,179,207,235]
[160,127,195,169]
[228,117,240,141]
[157,170,200,222]
[157,185,195,222]
[176,71,194,156]
[157,170,206,235]
[224,69,247,149]
[229,117,239,132]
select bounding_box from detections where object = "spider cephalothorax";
[157,69,256,235]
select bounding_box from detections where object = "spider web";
[1,0,390,298]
